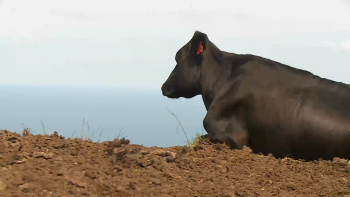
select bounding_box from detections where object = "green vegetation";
[166,108,205,150]
[18,110,206,150]
[188,131,205,149]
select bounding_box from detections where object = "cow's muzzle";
[161,83,176,98]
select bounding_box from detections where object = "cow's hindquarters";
[246,87,350,161]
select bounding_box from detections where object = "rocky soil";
[1,129,350,197]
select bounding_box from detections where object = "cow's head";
[161,31,209,99]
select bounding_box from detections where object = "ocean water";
[0,85,207,147]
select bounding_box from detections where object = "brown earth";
[1,129,350,197]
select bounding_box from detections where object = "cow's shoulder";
[222,54,273,77]
[231,54,316,77]
[225,54,256,66]
[225,54,279,69]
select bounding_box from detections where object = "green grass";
[77,118,126,142]
[166,108,205,150]
[19,112,207,150]
[188,131,205,149]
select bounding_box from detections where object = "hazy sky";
[1,0,350,88]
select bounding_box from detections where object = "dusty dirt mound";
[1,129,350,197]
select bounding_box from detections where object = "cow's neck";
[200,46,233,110]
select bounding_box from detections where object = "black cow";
[161,30,350,161]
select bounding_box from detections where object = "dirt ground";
[1,129,350,197]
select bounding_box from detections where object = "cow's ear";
[196,41,204,55]
[192,31,207,55]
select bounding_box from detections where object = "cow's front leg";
[203,107,249,149]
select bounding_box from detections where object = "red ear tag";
[197,41,203,55]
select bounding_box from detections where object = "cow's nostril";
[162,88,175,97]
[161,83,176,97]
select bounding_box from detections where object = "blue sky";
[1,0,350,88]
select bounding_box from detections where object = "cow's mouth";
[162,89,197,99]
[162,87,176,98]
[162,84,198,99]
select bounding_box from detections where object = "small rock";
[55,156,64,161]
[33,152,54,159]
[151,150,177,159]
[111,154,117,165]
[113,164,123,172]
[146,166,154,170]
[213,144,222,151]
[211,158,221,164]
[140,150,150,155]
[9,141,22,151]
[84,171,96,179]
[150,178,162,185]
[57,171,64,176]
[166,156,175,162]
[108,139,122,148]
[33,152,45,158]
[136,158,154,167]
[193,144,203,151]
[116,185,125,192]
[0,129,7,135]
[165,151,177,159]
[126,154,141,161]
[120,138,130,145]
[15,160,26,164]
[52,141,66,149]
[221,167,228,173]
[44,152,54,159]
[150,149,164,156]
[162,172,174,179]
[114,148,128,160]
[6,136,18,142]
[128,181,138,190]
[71,150,78,156]
[181,147,188,153]
[333,157,348,165]
[52,131,59,137]
[242,146,252,153]
[130,149,139,154]
[65,176,87,188]
[19,183,30,191]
